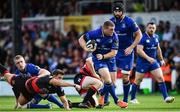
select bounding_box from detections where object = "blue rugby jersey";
[85,27,119,60]
[15,63,40,77]
[137,33,159,63]
[110,16,139,51]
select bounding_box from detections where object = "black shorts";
[12,76,34,101]
[74,73,85,85]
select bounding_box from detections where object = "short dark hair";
[103,20,115,28]
[13,55,24,62]
[147,22,156,26]
[52,69,64,76]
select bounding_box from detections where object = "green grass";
[0,94,180,112]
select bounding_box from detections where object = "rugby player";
[79,20,128,108]
[0,64,81,110]
[130,22,174,104]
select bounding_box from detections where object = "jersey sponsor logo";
[117,33,127,36]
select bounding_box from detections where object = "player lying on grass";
[0,64,81,110]
[130,22,174,104]
[72,57,103,108]
[13,55,64,109]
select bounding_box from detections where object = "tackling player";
[13,55,64,108]
[79,20,128,108]
[130,22,174,104]
[73,57,102,108]
[0,64,81,110]
[104,1,142,104]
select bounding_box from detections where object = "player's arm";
[96,49,118,60]
[59,95,71,110]
[49,79,81,90]
[131,30,142,49]
[157,44,165,66]
[136,45,155,64]
[85,58,100,79]
[38,68,51,77]
[79,34,90,52]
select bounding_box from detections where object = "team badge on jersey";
[96,39,100,43]
[146,39,150,43]
[121,23,126,28]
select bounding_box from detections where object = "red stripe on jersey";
[31,78,43,94]
[25,77,36,93]
[80,64,94,77]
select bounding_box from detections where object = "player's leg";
[150,67,174,103]
[81,76,103,105]
[130,72,145,104]
[116,55,134,103]
[40,94,64,108]
[104,71,117,106]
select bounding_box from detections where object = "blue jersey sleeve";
[27,64,40,75]
[129,18,139,33]
[85,30,96,41]
[112,33,119,50]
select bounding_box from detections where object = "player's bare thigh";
[81,76,102,90]
[98,68,112,83]
[150,68,164,82]
[18,93,29,105]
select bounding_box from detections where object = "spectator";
[162,21,173,42]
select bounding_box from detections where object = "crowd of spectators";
[0,20,179,75]
[0,0,179,18]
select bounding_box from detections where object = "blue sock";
[104,92,110,103]
[123,81,130,102]
[105,83,118,104]
[28,103,50,108]
[131,83,138,100]
[32,94,42,104]
[46,95,63,108]
[158,82,168,99]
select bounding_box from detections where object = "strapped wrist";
[102,55,104,59]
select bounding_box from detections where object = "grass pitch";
[0,94,180,112]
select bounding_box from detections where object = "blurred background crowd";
[0,0,179,18]
[0,0,179,93]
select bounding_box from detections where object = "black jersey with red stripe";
[26,75,65,97]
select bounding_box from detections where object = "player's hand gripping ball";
[86,40,97,52]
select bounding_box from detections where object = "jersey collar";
[145,32,154,38]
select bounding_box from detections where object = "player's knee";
[135,77,143,85]
[96,80,103,89]
[156,76,164,82]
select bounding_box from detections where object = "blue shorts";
[116,53,134,71]
[136,61,160,73]
[93,58,117,72]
